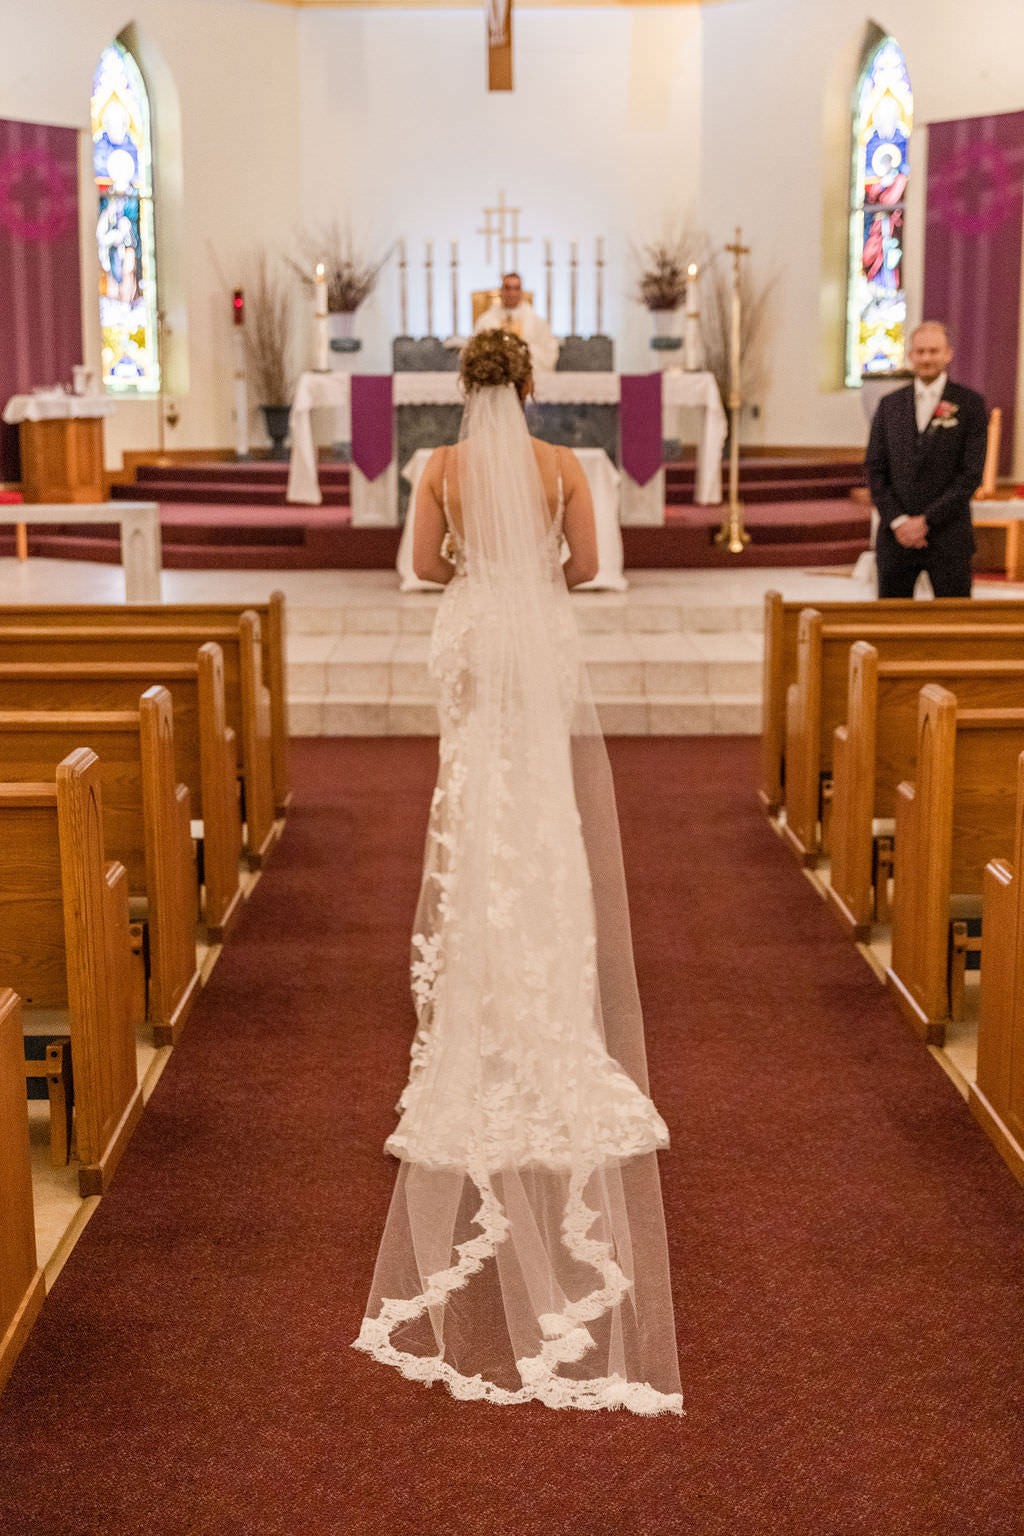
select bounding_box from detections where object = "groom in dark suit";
[865,321,988,597]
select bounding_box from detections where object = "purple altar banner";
[619,373,662,486]
[924,110,1024,475]
[0,118,83,482]
[350,375,393,481]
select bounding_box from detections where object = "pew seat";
[0,616,276,868]
[0,687,202,1046]
[783,610,1024,866]
[0,750,144,1196]
[827,646,1024,938]
[0,650,244,940]
[0,595,290,815]
[760,590,1024,814]
[886,687,1024,1044]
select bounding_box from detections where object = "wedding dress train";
[354,386,682,1413]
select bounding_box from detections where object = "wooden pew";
[0,649,243,940]
[0,614,276,867]
[0,687,201,1047]
[0,989,46,1395]
[0,749,144,1196]
[886,686,1024,1044]
[0,594,290,814]
[760,590,1024,814]
[782,609,1024,865]
[970,751,1024,1186]
[828,644,1024,937]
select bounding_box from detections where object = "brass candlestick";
[715,227,751,553]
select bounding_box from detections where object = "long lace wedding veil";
[354,383,682,1414]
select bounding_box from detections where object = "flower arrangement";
[288,224,390,314]
[635,238,695,312]
[244,250,294,407]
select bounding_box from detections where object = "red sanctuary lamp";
[232,287,249,459]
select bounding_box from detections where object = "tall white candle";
[684,262,701,372]
[313,260,330,370]
[545,239,553,324]
[595,237,605,337]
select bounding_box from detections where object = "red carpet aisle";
[1,739,1022,1536]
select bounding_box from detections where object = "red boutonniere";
[929,400,960,430]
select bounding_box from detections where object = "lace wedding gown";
[354,387,682,1414]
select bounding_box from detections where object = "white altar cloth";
[286,370,725,510]
[397,447,626,594]
[2,393,118,424]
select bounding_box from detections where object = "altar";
[286,369,726,523]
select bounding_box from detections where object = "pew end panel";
[970,749,1024,1185]
[198,644,244,940]
[759,590,786,813]
[139,687,202,1047]
[781,609,824,866]
[238,611,278,870]
[826,642,879,940]
[0,989,46,1397]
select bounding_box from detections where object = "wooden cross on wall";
[488,0,513,91]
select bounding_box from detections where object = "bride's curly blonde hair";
[459,329,533,397]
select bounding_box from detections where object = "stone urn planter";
[260,404,291,459]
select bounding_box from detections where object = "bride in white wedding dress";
[353,330,682,1414]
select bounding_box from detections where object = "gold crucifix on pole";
[715,226,752,554]
[487,0,513,90]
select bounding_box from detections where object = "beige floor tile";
[648,699,715,733]
[322,698,389,734]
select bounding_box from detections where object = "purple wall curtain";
[0,118,83,482]
[923,110,1024,475]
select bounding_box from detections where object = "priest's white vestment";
[475,301,559,372]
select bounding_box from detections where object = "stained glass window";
[847,37,912,384]
[91,43,159,393]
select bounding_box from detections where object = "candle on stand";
[450,239,460,338]
[313,260,330,371]
[595,236,605,337]
[569,239,578,337]
[544,239,553,325]
[425,240,434,338]
[684,262,701,372]
[398,238,408,336]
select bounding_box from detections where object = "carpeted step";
[666,477,866,505]
[112,481,351,507]
[131,460,351,487]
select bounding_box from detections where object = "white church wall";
[0,0,301,466]
[295,6,702,379]
[701,0,1024,449]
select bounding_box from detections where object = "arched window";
[846,35,912,385]
[91,42,159,393]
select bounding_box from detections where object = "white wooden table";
[397,447,626,593]
[1,501,162,601]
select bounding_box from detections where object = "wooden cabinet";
[19,416,106,503]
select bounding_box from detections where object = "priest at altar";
[474,272,559,371]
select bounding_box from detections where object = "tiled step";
[286,627,764,737]
[288,692,761,737]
